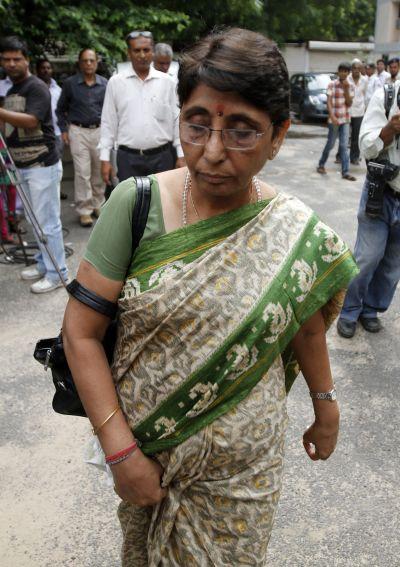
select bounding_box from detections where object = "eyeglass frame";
[126,31,153,42]
[179,121,273,151]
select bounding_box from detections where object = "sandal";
[342,174,356,181]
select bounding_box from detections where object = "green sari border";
[132,211,359,454]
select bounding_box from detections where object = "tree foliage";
[261,0,376,43]
[0,0,376,62]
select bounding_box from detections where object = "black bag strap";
[132,176,152,250]
[66,176,152,317]
[384,83,395,119]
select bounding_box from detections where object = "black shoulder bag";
[33,176,152,417]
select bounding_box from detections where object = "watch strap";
[309,387,337,401]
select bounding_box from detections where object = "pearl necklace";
[182,172,262,227]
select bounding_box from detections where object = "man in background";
[56,48,107,227]
[317,62,355,181]
[376,58,390,86]
[366,59,391,106]
[36,57,67,199]
[100,30,184,184]
[153,43,176,80]
[337,82,400,338]
[348,59,367,165]
[386,57,400,85]
[0,36,68,293]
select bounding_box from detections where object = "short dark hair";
[0,36,29,58]
[376,58,386,65]
[388,57,399,66]
[36,57,51,72]
[78,48,97,61]
[338,62,351,72]
[177,28,290,126]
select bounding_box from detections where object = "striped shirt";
[327,79,354,125]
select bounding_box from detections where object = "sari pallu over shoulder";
[112,193,359,455]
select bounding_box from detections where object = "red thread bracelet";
[105,441,138,464]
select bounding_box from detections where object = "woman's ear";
[269,119,291,159]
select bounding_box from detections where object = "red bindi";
[216,105,224,117]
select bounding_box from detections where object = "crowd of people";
[313,56,400,339]
[0,28,399,565]
[0,32,180,292]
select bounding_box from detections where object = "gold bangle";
[92,405,120,436]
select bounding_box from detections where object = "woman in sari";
[63,28,358,566]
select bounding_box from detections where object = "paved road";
[1,122,399,566]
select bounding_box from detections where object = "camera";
[365,160,399,217]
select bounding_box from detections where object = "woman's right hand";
[112,449,167,507]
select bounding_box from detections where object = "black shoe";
[359,316,382,333]
[337,318,356,338]
[60,191,68,200]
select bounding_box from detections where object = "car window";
[305,74,335,90]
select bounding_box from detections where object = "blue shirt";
[56,73,107,132]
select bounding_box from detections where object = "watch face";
[330,390,337,401]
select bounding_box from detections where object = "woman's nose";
[203,130,226,162]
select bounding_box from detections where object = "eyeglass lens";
[181,123,260,149]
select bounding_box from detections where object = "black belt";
[385,184,400,199]
[118,142,170,156]
[71,122,100,129]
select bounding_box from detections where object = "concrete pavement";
[0,122,399,566]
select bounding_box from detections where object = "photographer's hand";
[380,111,400,147]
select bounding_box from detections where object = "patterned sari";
[112,192,358,566]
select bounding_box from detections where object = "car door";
[290,75,301,113]
[291,75,305,113]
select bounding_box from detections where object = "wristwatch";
[309,387,337,402]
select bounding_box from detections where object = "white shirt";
[366,74,382,107]
[359,80,400,193]
[348,74,367,117]
[0,76,12,97]
[48,78,62,136]
[377,70,390,86]
[99,66,183,161]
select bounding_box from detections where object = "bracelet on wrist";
[92,405,121,436]
[106,441,138,466]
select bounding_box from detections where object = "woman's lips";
[198,173,232,184]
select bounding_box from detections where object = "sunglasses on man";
[126,31,153,41]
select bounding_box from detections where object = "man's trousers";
[68,124,105,215]
[339,181,400,322]
[19,162,68,283]
[350,116,363,163]
[116,144,175,182]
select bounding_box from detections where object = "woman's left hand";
[302,402,340,461]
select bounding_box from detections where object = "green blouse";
[84,176,165,281]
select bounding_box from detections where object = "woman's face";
[180,84,288,198]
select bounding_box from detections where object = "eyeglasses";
[126,31,153,40]
[180,122,267,151]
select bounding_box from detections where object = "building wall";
[282,44,374,76]
[375,0,400,54]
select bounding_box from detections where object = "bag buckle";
[44,348,52,371]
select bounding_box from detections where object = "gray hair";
[351,58,362,67]
[154,43,173,58]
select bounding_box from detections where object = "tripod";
[0,132,67,288]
